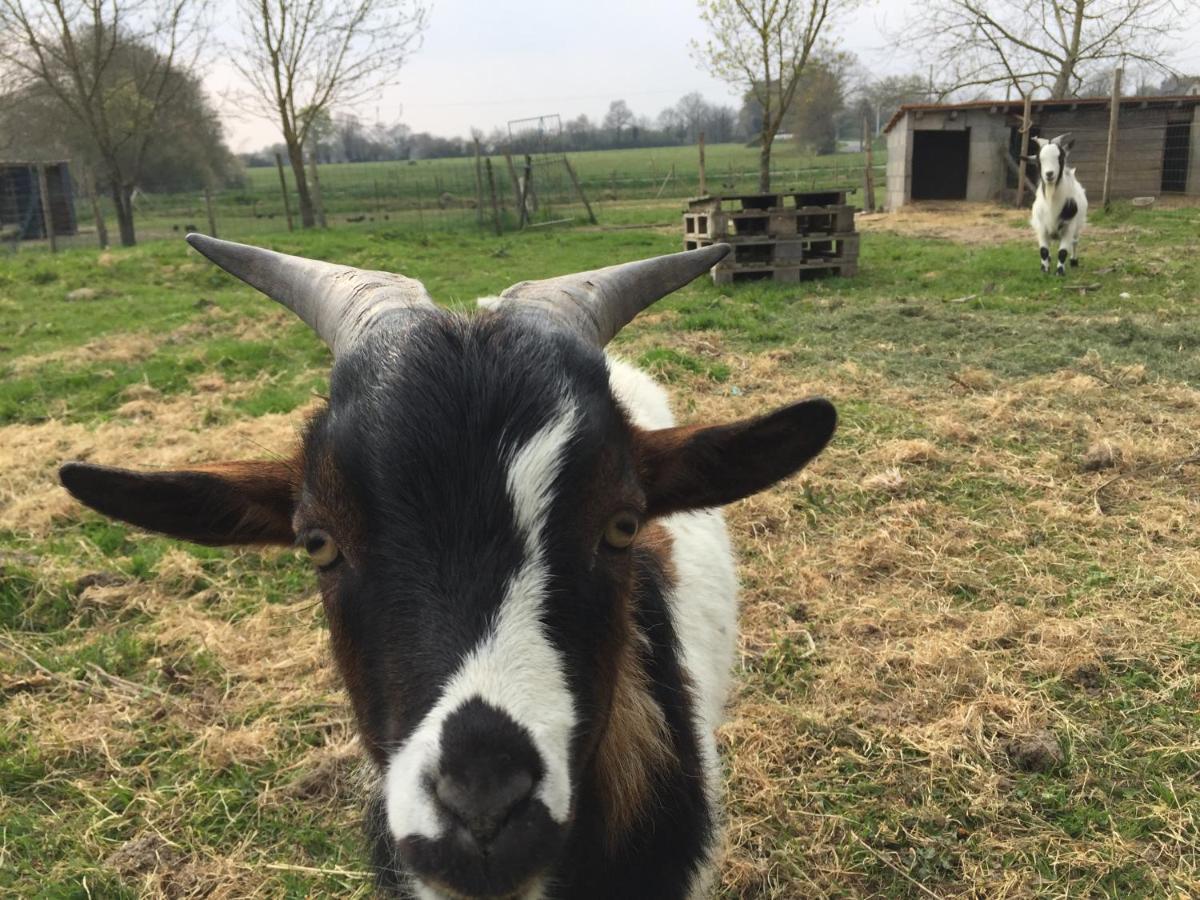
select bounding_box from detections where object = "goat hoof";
[1070,259,1079,268]
[1055,268,1065,277]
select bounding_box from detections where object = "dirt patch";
[857,202,1028,245]
[1004,730,1064,773]
[105,833,187,877]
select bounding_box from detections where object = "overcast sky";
[207,0,1200,153]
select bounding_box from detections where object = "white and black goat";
[1027,134,1088,275]
[59,237,836,900]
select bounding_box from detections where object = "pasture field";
[44,141,884,248]
[2,201,1199,898]
[237,140,883,205]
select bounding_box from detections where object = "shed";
[0,161,78,239]
[883,95,1200,209]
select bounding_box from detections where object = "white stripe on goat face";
[385,403,580,842]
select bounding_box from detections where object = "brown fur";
[189,458,301,544]
[592,522,676,850]
[633,399,836,518]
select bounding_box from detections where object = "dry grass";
[3,210,1199,897]
[615,325,1200,897]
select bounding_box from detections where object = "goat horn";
[492,243,731,346]
[185,234,435,356]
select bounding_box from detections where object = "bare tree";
[675,91,710,142]
[0,0,209,245]
[900,0,1190,100]
[603,99,634,144]
[234,0,427,228]
[694,0,853,191]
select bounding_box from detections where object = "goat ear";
[635,399,836,518]
[59,459,299,546]
[1032,137,1048,148]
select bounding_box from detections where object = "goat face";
[59,238,836,899]
[1031,134,1074,187]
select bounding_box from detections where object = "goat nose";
[434,765,536,847]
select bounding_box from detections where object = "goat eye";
[303,530,340,568]
[603,512,639,550]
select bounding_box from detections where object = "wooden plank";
[274,153,294,232]
[36,164,56,251]
[1102,67,1122,210]
[308,154,327,228]
[484,157,502,236]
[563,156,597,224]
[204,186,218,237]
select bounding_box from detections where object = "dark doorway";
[1007,124,1041,188]
[912,130,970,199]
[1161,123,1191,193]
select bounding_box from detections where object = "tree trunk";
[110,180,137,246]
[286,137,316,229]
[758,134,772,193]
[1050,65,1072,99]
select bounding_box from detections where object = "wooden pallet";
[685,234,859,267]
[683,206,855,241]
[710,259,858,284]
[685,190,859,284]
[687,190,850,213]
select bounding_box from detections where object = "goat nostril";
[434,768,536,847]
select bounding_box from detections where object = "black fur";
[365,543,715,899]
[324,313,714,897]
[1059,198,1078,221]
[1040,246,1050,261]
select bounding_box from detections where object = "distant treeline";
[239,64,935,167]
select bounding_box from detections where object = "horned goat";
[1027,134,1088,275]
[59,237,836,900]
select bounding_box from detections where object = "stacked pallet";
[683,190,858,284]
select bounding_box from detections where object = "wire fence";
[1,147,887,254]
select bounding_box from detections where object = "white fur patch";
[385,404,580,843]
[606,353,738,897]
[606,356,675,429]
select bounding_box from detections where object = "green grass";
[3,200,1200,897]
[33,141,884,247]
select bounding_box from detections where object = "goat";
[58,237,836,900]
[1027,134,1088,275]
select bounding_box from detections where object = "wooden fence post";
[862,116,876,212]
[203,185,218,237]
[473,138,485,226]
[1102,67,1123,211]
[484,158,502,236]
[562,156,597,224]
[1016,93,1033,208]
[84,166,108,249]
[520,155,534,224]
[698,131,707,196]
[503,147,526,228]
[36,164,56,252]
[274,153,294,232]
[308,154,327,228]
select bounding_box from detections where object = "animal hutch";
[0,161,78,240]
[683,190,858,284]
[883,94,1200,208]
